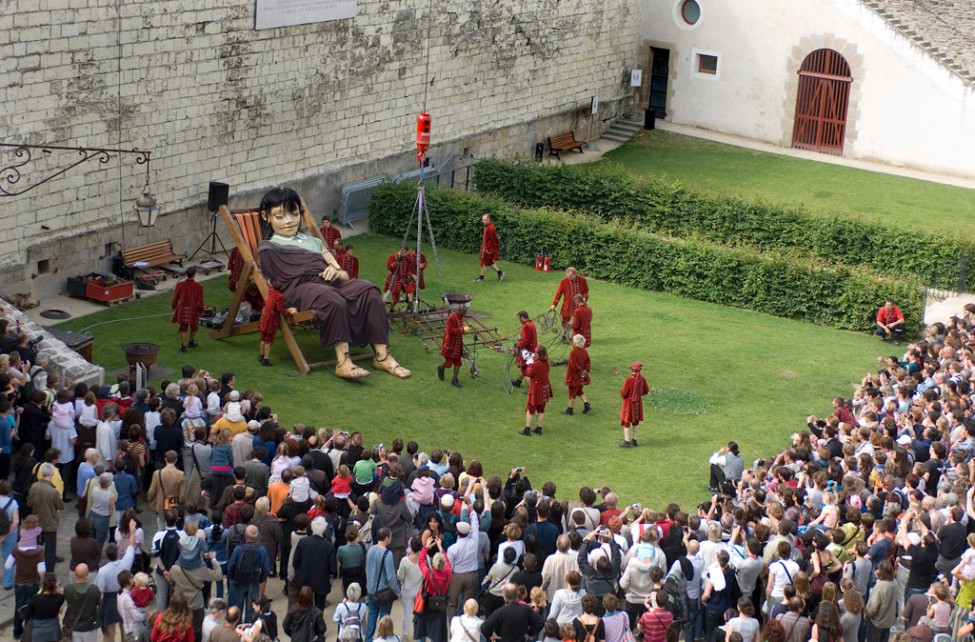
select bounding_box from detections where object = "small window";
[681,0,701,25]
[36,259,51,274]
[697,54,718,75]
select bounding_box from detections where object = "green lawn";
[604,130,975,237]
[57,233,885,509]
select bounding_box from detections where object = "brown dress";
[257,241,389,348]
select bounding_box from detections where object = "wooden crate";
[85,277,133,303]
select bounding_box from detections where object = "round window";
[681,0,701,25]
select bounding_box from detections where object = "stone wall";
[0,301,103,388]
[1,0,639,299]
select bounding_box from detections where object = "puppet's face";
[265,205,301,237]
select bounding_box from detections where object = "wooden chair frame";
[209,204,324,374]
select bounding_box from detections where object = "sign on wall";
[255,0,356,30]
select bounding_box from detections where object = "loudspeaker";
[207,181,229,212]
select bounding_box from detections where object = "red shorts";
[442,354,462,367]
[260,330,276,343]
[479,254,494,268]
[403,283,416,294]
[620,418,641,428]
[178,322,197,332]
[567,386,584,399]
[526,402,547,414]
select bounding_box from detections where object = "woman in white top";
[765,540,800,616]
[496,523,525,567]
[115,508,145,559]
[549,570,586,625]
[726,597,761,642]
[698,523,727,570]
[398,537,425,638]
[449,599,484,642]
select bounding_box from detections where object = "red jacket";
[552,276,589,322]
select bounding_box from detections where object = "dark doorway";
[649,47,670,118]
[791,48,852,155]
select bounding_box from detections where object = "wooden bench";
[548,131,585,159]
[122,240,186,270]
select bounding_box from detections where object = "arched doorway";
[791,49,852,155]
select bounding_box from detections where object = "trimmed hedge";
[473,159,975,290]
[371,181,924,334]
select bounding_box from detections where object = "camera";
[375,443,384,451]
[28,335,43,347]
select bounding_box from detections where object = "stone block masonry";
[1,0,638,299]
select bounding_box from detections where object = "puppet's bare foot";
[372,344,412,379]
[334,344,369,379]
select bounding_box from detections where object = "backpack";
[225,523,247,561]
[338,603,364,642]
[233,545,262,585]
[0,498,13,537]
[438,510,458,550]
[661,524,687,569]
[580,622,597,642]
[663,568,690,627]
[158,529,181,571]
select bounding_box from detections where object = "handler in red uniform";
[438,305,467,387]
[561,334,592,416]
[551,268,589,340]
[520,345,552,437]
[570,294,592,347]
[384,246,416,309]
[510,311,538,388]
[171,266,204,353]
[319,216,342,250]
[474,213,503,282]
[336,244,359,280]
[619,362,650,449]
[258,283,297,366]
[406,248,427,310]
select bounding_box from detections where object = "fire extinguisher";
[542,251,551,272]
[416,113,431,163]
[535,250,543,271]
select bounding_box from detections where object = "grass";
[57,233,885,510]
[604,130,975,237]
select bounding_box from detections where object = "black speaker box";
[207,181,229,211]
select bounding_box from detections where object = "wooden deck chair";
[209,204,323,373]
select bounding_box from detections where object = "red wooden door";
[791,49,852,155]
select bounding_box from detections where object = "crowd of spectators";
[6,306,975,642]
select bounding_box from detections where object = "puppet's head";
[259,186,303,239]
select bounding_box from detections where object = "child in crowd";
[183,384,205,430]
[19,514,41,548]
[205,379,223,423]
[144,396,162,454]
[288,466,316,510]
[183,501,212,531]
[332,464,353,501]
[130,572,156,613]
[541,619,562,642]
[307,495,327,521]
[209,428,234,478]
[380,463,405,505]
[352,448,378,496]
[177,521,208,570]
